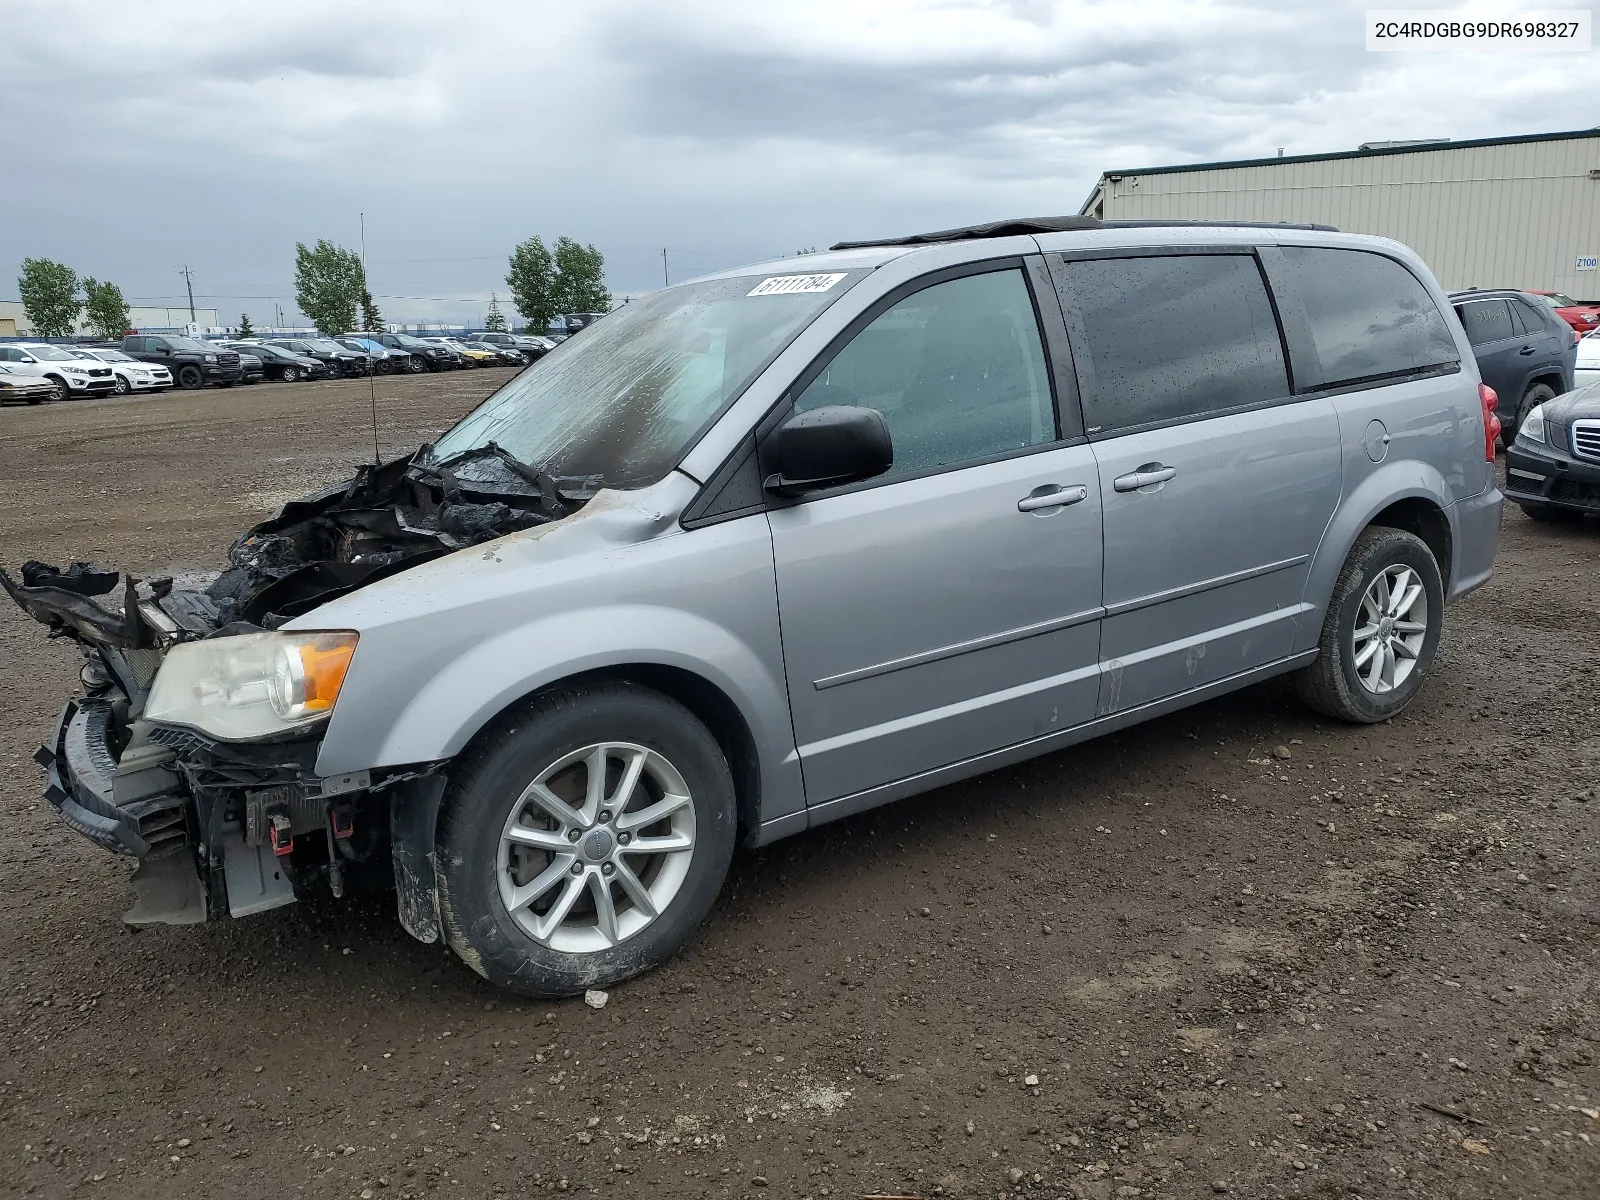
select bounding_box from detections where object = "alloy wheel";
[496,742,696,954]
[1352,564,1429,694]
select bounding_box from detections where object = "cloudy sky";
[2,0,1594,328]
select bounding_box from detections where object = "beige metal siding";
[1095,136,1600,296]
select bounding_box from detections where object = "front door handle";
[1017,484,1089,512]
[1113,464,1177,492]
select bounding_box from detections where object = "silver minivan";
[5,217,1503,996]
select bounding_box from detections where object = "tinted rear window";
[1280,247,1457,387]
[1058,253,1288,434]
[1455,299,1515,346]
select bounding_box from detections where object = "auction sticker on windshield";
[748,273,847,296]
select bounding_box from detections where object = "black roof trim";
[830,216,1336,250]
[1098,127,1600,180]
[830,215,1099,250]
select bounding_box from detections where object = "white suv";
[69,347,173,394]
[0,343,117,400]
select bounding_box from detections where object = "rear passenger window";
[1455,299,1515,346]
[793,268,1056,481]
[1059,254,1288,435]
[1280,247,1458,387]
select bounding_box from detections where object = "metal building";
[1079,129,1600,298]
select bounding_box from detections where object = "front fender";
[1295,459,1457,655]
[364,604,790,770]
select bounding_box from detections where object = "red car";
[1529,290,1600,334]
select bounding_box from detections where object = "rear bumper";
[1448,482,1502,599]
[1505,438,1600,513]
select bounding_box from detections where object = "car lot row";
[0,329,555,403]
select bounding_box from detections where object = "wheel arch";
[1297,464,1457,654]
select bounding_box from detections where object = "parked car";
[433,339,500,368]
[120,335,242,389]
[263,337,369,378]
[467,332,543,362]
[1448,289,1573,438]
[1503,375,1600,522]
[3,219,1502,999]
[69,347,173,395]
[219,342,326,383]
[1527,290,1600,335]
[0,343,117,400]
[1575,329,1600,389]
[0,362,56,405]
[344,330,455,371]
[337,338,412,375]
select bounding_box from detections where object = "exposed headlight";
[1518,404,1547,444]
[145,631,358,740]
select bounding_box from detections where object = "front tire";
[1520,502,1582,524]
[176,365,203,390]
[45,375,71,402]
[281,366,300,383]
[1295,526,1444,723]
[437,682,736,998]
[114,376,130,395]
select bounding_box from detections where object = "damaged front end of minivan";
[2,444,583,934]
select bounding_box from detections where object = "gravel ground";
[1,373,1596,1200]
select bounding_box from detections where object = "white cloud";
[2,0,1593,326]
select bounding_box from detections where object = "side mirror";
[763,405,893,497]
[19,355,35,363]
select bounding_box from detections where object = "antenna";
[662,247,669,287]
[179,265,197,323]
[361,211,379,466]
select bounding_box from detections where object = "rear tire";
[437,681,737,998]
[1510,382,1556,442]
[1294,526,1444,723]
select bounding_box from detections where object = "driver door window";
[792,268,1056,483]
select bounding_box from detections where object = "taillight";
[1479,382,1501,461]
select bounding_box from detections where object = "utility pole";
[662,248,669,288]
[180,265,196,324]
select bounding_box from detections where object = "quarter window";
[1455,299,1515,346]
[1059,254,1288,434]
[793,269,1056,481]
[1280,247,1458,387]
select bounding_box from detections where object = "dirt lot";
[1,373,1596,1200]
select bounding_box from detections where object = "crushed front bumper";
[37,699,152,856]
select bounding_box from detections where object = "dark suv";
[121,335,242,389]
[265,337,369,378]
[1448,290,1574,439]
[343,330,456,371]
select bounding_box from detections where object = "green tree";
[81,277,132,341]
[359,289,383,331]
[237,312,255,338]
[552,237,611,314]
[18,258,79,338]
[293,239,365,334]
[506,236,557,333]
[484,294,507,332]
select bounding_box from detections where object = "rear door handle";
[1113,464,1177,492]
[1017,484,1089,512]
[1519,345,1537,355]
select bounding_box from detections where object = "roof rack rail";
[829,216,1337,250]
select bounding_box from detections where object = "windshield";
[93,349,133,362]
[393,334,433,349]
[305,338,347,354]
[26,345,77,361]
[167,337,213,352]
[1547,293,1578,307]
[431,269,864,488]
